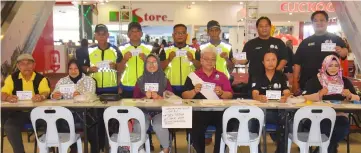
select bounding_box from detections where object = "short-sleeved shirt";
[183,69,233,99]
[243,37,288,79]
[1,72,50,95]
[304,76,358,100]
[251,71,289,95]
[294,33,346,89]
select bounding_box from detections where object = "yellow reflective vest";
[164,45,196,86]
[200,42,232,78]
[88,44,121,88]
[119,43,152,89]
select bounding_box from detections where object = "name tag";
[176,50,187,57]
[96,60,110,69]
[145,83,159,92]
[216,47,223,54]
[327,84,343,94]
[59,84,76,94]
[131,48,141,56]
[233,52,247,60]
[16,91,32,100]
[202,82,216,90]
[321,43,336,52]
[266,90,281,100]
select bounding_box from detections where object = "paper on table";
[162,106,192,128]
[188,72,219,100]
[321,43,336,52]
[145,83,159,92]
[16,91,32,100]
[266,90,281,100]
[327,84,343,94]
[59,84,76,94]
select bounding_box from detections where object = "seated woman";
[51,59,96,99]
[133,54,173,153]
[251,50,291,152]
[303,55,359,153]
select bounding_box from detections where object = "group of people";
[1,10,358,153]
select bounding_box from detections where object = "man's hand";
[220,52,228,59]
[89,66,98,73]
[187,51,194,61]
[109,62,117,70]
[257,95,268,103]
[32,94,45,102]
[169,51,176,62]
[139,53,146,61]
[6,95,18,103]
[123,52,133,61]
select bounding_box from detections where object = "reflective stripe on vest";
[88,45,118,88]
[119,43,152,87]
[164,45,196,86]
[200,42,232,78]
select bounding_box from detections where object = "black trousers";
[191,111,223,153]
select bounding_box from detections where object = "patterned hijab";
[317,55,344,95]
[137,54,167,95]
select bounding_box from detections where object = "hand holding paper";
[214,86,223,96]
[145,83,159,92]
[16,91,32,101]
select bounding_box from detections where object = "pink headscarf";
[317,55,344,95]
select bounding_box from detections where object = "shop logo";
[280,2,335,13]
[132,8,173,23]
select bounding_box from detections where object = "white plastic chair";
[220,106,265,153]
[287,106,336,153]
[30,106,82,153]
[104,106,150,153]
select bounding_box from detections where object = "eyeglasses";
[174,32,187,36]
[202,58,216,63]
[147,62,158,66]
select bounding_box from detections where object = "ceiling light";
[208,0,212,1]
[240,2,243,5]
[288,21,290,23]
[192,2,195,5]
[100,2,104,5]
[289,12,293,15]
[105,0,109,2]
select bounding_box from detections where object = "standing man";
[293,11,348,95]
[199,20,234,78]
[76,39,89,69]
[84,24,122,94]
[118,22,153,98]
[2,54,50,153]
[236,17,288,86]
[160,24,200,96]
[83,24,122,153]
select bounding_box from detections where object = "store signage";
[132,8,173,23]
[280,2,335,13]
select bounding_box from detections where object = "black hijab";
[137,54,167,95]
[68,59,83,84]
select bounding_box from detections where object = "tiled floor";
[2,131,361,153]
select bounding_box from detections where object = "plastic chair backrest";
[103,106,146,147]
[293,106,336,144]
[222,106,264,144]
[30,106,75,146]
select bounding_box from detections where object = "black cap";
[95,24,108,33]
[128,22,142,32]
[207,20,220,30]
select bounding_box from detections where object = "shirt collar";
[196,68,217,78]
[19,72,36,81]
[97,43,111,51]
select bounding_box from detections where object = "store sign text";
[133,8,173,23]
[280,2,335,13]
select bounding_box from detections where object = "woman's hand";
[52,91,63,100]
[146,91,152,99]
[318,88,328,98]
[342,89,352,99]
[151,92,163,99]
[73,91,81,97]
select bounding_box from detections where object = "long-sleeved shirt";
[51,73,96,99]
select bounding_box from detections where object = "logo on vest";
[215,74,220,80]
